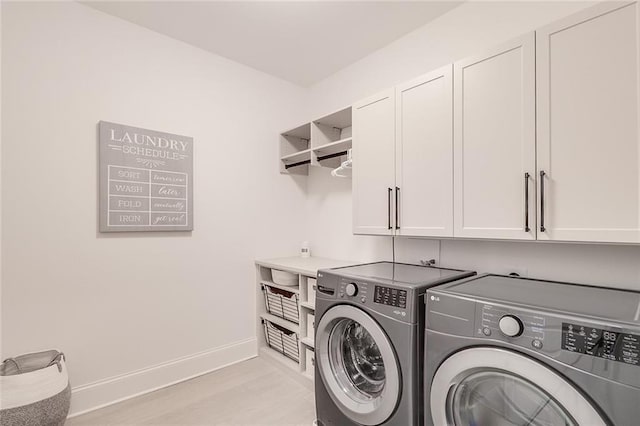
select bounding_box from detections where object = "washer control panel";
[345,283,358,297]
[562,322,639,367]
[374,286,407,309]
[338,280,370,304]
[335,278,413,322]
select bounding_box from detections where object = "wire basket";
[262,284,299,324]
[263,320,299,363]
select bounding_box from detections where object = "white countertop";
[255,256,356,277]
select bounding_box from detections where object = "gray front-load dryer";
[314,262,475,426]
[424,274,640,426]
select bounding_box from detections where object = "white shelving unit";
[300,300,314,310]
[255,256,355,386]
[300,336,314,348]
[279,106,352,175]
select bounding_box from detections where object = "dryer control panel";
[478,304,546,350]
[469,301,640,386]
[426,275,640,389]
[562,322,639,367]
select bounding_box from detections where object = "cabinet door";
[353,89,396,235]
[537,2,640,243]
[454,33,536,240]
[395,65,453,237]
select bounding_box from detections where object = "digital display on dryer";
[374,286,407,308]
[562,322,639,367]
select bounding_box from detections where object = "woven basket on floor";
[0,350,70,426]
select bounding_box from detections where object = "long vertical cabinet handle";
[395,187,400,230]
[387,188,392,230]
[524,173,530,232]
[539,170,546,232]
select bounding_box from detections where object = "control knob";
[345,283,358,297]
[499,315,523,337]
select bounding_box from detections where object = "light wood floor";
[66,357,316,426]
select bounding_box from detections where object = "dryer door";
[430,347,607,426]
[316,305,400,425]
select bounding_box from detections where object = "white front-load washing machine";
[314,262,475,426]
[424,274,640,426]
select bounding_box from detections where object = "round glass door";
[316,305,400,425]
[329,318,386,398]
[451,370,575,426]
[430,348,607,426]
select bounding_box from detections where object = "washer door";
[431,348,607,426]
[316,305,400,425]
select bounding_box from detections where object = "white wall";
[1,2,308,415]
[305,1,640,290]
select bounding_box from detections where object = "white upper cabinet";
[395,65,454,237]
[350,2,640,244]
[453,33,536,240]
[537,2,640,244]
[352,90,396,235]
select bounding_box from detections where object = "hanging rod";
[285,159,311,169]
[317,150,348,162]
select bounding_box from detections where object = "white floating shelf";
[280,149,312,163]
[281,123,311,140]
[315,106,353,129]
[301,337,314,348]
[313,137,352,159]
[280,106,351,176]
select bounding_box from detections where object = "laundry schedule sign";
[99,121,193,232]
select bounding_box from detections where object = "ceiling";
[83,1,462,86]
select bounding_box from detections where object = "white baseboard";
[68,338,257,417]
